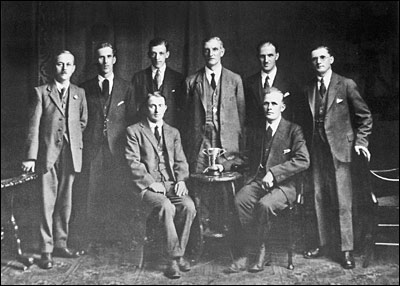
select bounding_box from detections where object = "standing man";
[131,38,184,128]
[183,36,245,174]
[22,50,88,269]
[183,36,245,235]
[226,88,309,273]
[80,42,136,246]
[125,92,196,279]
[244,40,298,147]
[302,45,372,269]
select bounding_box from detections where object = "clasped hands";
[261,171,275,191]
[149,181,189,197]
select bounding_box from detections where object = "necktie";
[264,75,270,89]
[319,78,326,97]
[59,88,65,101]
[154,69,162,91]
[265,126,273,144]
[102,79,109,99]
[211,73,217,90]
[154,126,161,143]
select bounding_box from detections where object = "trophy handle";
[219,149,226,156]
[202,149,209,156]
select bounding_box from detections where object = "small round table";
[188,171,242,259]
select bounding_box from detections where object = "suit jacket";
[244,69,297,129]
[125,120,189,192]
[302,72,373,163]
[24,83,88,173]
[80,76,136,163]
[131,66,184,128]
[183,67,245,170]
[248,118,310,204]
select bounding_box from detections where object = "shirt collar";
[317,68,332,87]
[147,118,164,132]
[205,64,222,84]
[151,64,167,75]
[261,66,277,84]
[98,73,114,83]
[54,80,70,93]
[266,115,281,136]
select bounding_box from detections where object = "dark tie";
[319,78,326,97]
[154,69,162,91]
[264,75,270,89]
[154,126,161,143]
[265,126,273,144]
[102,79,109,99]
[211,73,217,90]
[59,87,65,101]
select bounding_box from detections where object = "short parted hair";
[256,40,279,55]
[140,91,167,114]
[202,36,224,49]
[95,42,116,56]
[148,38,169,54]
[263,87,286,103]
[310,45,333,57]
[53,50,75,65]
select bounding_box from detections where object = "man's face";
[146,96,167,123]
[149,44,170,69]
[96,47,116,77]
[258,43,279,73]
[203,39,225,68]
[263,91,286,123]
[55,53,76,82]
[311,47,334,76]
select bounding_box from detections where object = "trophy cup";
[202,148,226,176]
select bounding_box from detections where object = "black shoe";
[38,253,53,269]
[248,243,271,273]
[164,259,181,279]
[342,251,355,269]
[303,246,325,259]
[177,257,191,272]
[225,256,248,274]
[53,247,80,258]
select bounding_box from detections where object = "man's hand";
[174,181,189,197]
[149,182,166,195]
[262,171,275,191]
[203,164,224,174]
[354,145,371,162]
[21,161,35,173]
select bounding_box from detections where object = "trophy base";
[204,168,221,176]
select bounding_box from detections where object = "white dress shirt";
[98,73,114,94]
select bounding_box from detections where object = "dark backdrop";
[2,1,399,168]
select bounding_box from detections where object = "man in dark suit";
[244,40,298,149]
[183,36,245,173]
[301,45,373,269]
[183,36,245,235]
[79,42,136,246]
[131,37,184,129]
[125,92,196,279]
[226,87,310,273]
[22,50,88,269]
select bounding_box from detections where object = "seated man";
[226,87,310,273]
[125,92,196,279]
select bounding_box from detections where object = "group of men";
[21,36,372,278]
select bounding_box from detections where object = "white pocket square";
[283,149,291,154]
[117,101,125,106]
[336,98,343,104]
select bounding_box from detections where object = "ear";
[165,51,170,59]
[330,56,334,65]
[113,56,117,65]
[220,47,225,57]
[276,52,280,61]
[280,102,286,112]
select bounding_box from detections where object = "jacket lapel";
[325,72,340,113]
[307,80,316,119]
[266,119,287,168]
[146,67,154,92]
[162,124,176,180]
[47,83,65,116]
[195,70,206,112]
[141,120,159,152]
